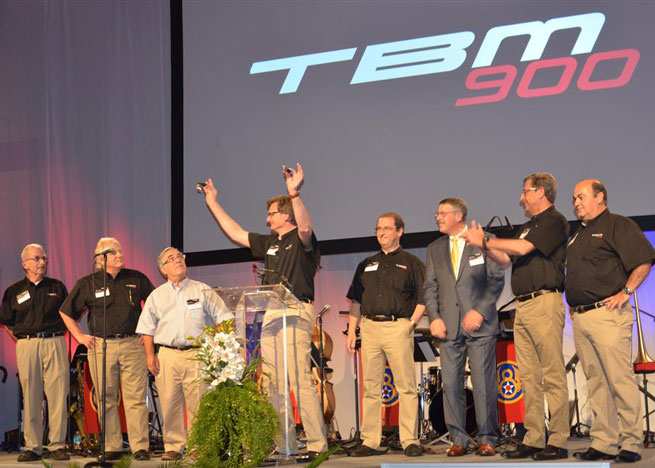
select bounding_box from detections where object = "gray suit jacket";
[423,234,505,341]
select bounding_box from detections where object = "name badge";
[364,263,379,272]
[17,290,31,304]
[266,246,279,256]
[95,288,110,299]
[469,254,485,266]
[519,228,530,239]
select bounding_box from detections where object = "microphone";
[317,305,330,319]
[94,247,115,257]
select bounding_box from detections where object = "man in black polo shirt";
[345,212,425,458]
[463,172,570,460]
[566,179,654,464]
[202,163,328,459]
[1,244,69,462]
[59,237,154,461]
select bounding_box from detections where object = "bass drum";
[428,389,478,436]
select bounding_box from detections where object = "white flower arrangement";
[192,320,255,389]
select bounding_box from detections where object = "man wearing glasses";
[345,213,426,457]
[136,247,233,461]
[59,237,155,461]
[425,199,504,457]
[1,244,70,462]
[462,173,570,460]
[201,164,328,460]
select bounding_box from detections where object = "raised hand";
[284,163,304,196]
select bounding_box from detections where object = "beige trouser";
[260,303,328,453]
[572,302,642,455]
[87,336,149,452]
[16,336,69,454]
[360,317,418,450]
[155,347,207,453]
[514,292,569,449]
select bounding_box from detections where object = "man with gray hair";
[60,237,154,461]
[136,247,233,461]
[463,173,570,460]
[1,244,69,462]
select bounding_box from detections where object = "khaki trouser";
[514,292,569,449]
[360,317,418,450]
[155,347,207,453]
[16,336,69,454]
[87,336,149,452]
[573,302,642,455]
[260,303,328,453]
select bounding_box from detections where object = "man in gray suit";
[424,198,505,457]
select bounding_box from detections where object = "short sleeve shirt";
[566,209,655,306]
[511,206,570,295]
[347,248,425,318]
[0,277,68,335]
[60,268,155,335]
[249,228,318,302]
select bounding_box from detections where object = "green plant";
[188,379,278,468]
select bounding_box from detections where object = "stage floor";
[0,438,653,467]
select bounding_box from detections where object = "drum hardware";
[632,291,655,446]
[566,353,589,438]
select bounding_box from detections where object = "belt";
[570,301,606,314]
[515,289,560,303]
[104,333,136,339]
[16,331,66,339]
[365,315,403,322]
[159,344,195,351]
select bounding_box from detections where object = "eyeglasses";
[434,211,457,218]
[266,210,281,217]
[26,256,48,263]
[375,226,396,233]
[162,253,186,266]
[522,187,538,195]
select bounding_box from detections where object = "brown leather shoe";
[476,444,496,456]
[447,445,466,457]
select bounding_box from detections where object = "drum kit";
[414,329,478,446]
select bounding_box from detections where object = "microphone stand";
[86,253,112,468]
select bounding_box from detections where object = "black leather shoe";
[133,449,150,460]
[296,451,327,462]
[51,448,70,461]
[17,451,41,462]
[533,444,568,460]
[616,449,641,463]
[102,451,125,461]
[404,443,423,457]
[573,447,615,460]
[503,444,542,459]
[351,444,388,457]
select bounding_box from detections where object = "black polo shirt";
[0,277,68,336]
[249,228,319,302]
[510,206,569,296]
[347,248,425,318]
[60,268,154,336]
[566,209,655,307]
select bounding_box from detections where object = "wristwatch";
[482,234,490,251]
[623,287,634,296]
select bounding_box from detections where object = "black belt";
[365,315,404,322]
[159,344,195,351]
[570,301,606,314]
[104,333,136,339]
[515,289,560,303]
[16,331,66,339]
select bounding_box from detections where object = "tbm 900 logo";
[250,12,639,107]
